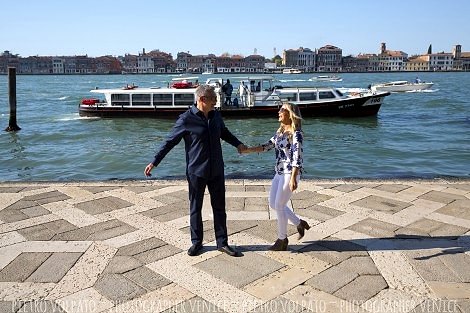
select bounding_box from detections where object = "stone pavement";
[0,179,469,313]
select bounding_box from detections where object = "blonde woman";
[243,102,310,251]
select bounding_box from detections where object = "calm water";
[0,72,469,181]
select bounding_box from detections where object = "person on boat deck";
[241,102,310,251]
[415,77,422,83]
[144,84,247,257]
[222,79,233,105]
[239,81,249,106]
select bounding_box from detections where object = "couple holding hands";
[144,84,310,257]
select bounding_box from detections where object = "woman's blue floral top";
[262,130,304,174]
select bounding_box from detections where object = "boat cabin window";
[279,93,297,101]
[153,94,172,105]
[318,91,336,99]
[174,93,195,106]
[299,92,317,101]
[132,94,151,106]
[262,80,272,91]
[111,94,130,106]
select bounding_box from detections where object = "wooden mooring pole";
[5,67,21,132]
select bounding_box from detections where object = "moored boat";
[79,76,390,118]
[282,68,302,74]
[371,80,433,92]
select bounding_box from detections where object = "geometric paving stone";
[141,203,188,222]
[132,244,182,264]
[195,252,285,288]
[244,197,268,211]
[124,186,157,194]
[80,186,121,194]
[75,196,133,215]
[102,256,143,274]
[439,252,470,282]
[0,208,29,223]
[396,218,468,238]
[0,252,51,282]
[334,275,388,302]
[0,187,26,193]
[331,184,364,193]
[18,219,77,241]
[94,273,147,303]
[291,191,333,208]
[437,199,470,220]
[418,191,467,204]
[347,218,399,238]
[3,200,38,211]
[20,206,50,218]
[351,195,411,213]
[226,185,245,192]
[404,250,464,283]
[116,237,167,256]
[152,192,188,205]
[448,184,470,192]
[373,184,412,193]
[226,198,245,211]
[305,263,359,293]
[295,204,344,222]
[52,219,136,241]
[26,252,82,283]
[123,266,172,291]
[245,185,267,192]
[338,256,380,275]
[22,191,71,205]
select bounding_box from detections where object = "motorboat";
[282,68,302,74]
[79,76,390,118]
[371,80,433,92]
[309,75,342,82]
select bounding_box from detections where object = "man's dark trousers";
[187,174,228,248]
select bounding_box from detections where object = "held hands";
[238,145,261,154]
[237,144,248,154]
[144,163,154,177]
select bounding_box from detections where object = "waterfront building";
[52,58,64,74]
[316,45,342,72]
[452,45,470,71]
[282,47,315,72]
[342,54,370,72]
[371,43,407,72]
[0,50,19,74]
[404,55,429,71]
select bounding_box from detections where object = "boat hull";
[79,93,388,119]
[372,82,433,92]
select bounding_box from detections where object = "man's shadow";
[233,235,470,260]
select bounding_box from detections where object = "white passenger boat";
[309,75,343,82]
[282,68,302,74]
[371,80,434,92]
[79,76,390,118]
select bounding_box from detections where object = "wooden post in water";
[5,67,21,132]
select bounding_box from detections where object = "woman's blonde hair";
[277,102,303,134]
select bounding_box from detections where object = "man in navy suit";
[144,85,246,257]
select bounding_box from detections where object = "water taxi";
[371,80,434,92]
[309,75,343,82]
[79,76,390,118]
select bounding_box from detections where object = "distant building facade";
[316,45,342,72]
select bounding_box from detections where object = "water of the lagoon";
[0,72,468,181]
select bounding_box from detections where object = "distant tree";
[427,44,432,54]
[272,55,282,66]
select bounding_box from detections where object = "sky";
[2,0,470,59]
